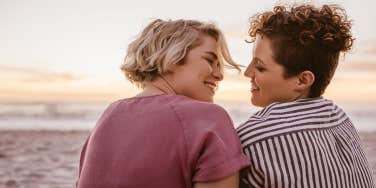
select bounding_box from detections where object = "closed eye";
[204,57,215,64]
[255,66,266,72]
[252,58,266,72]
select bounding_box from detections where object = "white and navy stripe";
[237,98,375,188]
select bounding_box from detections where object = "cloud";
[0,64,83,83]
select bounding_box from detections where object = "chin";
[251,98,267,107]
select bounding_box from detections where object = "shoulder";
[170,99,248,182]
[164,96,235,138]
[169,95,227,111]
[168,95,231,121]
[237,97,349,148]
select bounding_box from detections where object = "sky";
[1,0,376,104]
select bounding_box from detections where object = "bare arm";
[193,172,239,188]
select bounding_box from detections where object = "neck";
[294,90,310,101]
[136,76,177,97]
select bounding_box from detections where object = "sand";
[0,130,375,188]
[0,131,86,188]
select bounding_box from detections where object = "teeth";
[251,84,259,91]
[205,82,216,90]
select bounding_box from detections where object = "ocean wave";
[0,102,375,131]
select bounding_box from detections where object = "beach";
[0,130,375,188]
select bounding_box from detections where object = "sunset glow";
[1,0,376,104]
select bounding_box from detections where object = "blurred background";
[1,1,376,187]
[1,0,376,130]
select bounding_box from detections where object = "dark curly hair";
[248,4,354,97]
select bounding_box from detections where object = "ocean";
[0,101,375,131]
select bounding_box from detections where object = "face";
[169,35,223,102]
[244,35,300,107]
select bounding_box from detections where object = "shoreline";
[1,130,375,187]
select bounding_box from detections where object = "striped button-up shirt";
[237,97,375,188]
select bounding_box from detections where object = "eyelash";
[251,59,266,72]
[255,66,266,72]
[204,58,215,64]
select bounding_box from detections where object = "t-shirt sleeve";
[172,102,250,182]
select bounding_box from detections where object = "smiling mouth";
[251,83,260,92]
[204,81,217,92]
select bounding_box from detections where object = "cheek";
[197,67,212,78]
[204,64,213,73]
[254,73,270,87]
[259,74,284,87]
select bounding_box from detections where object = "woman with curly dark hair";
[237,4,375,188]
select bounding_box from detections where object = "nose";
[244,63,254,78]
[212,64,224,81]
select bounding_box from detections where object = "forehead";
[195,35,217,49]
[189,35,218,57]
[253,35,276,64]
[190,35,224,68]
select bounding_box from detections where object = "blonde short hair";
[121,19,241,87]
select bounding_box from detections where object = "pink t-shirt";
[77,94,250,188]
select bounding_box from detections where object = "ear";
[295,70,315,91]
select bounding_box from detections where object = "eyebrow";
[204,51,218,60]
[253,57,266,65]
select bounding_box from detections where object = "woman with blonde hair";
[76,19,250,188]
